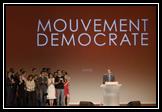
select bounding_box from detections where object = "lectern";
[100,82,122,106]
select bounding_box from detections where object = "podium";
[100,83,122,106]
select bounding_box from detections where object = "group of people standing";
[6,68,70,106]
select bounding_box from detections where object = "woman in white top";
[26,75,35,106]
[47,73,56,106]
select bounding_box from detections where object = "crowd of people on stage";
[6,68,70,106]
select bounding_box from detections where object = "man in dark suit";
[6,71,15,106]
[10,68,18,106]
[103,68,115,84]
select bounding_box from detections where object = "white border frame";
[3,2,159,109]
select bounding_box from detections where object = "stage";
[4,3,158,109]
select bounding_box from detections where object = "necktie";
[108,74,111,82]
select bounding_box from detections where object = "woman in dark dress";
[18,75,25,106]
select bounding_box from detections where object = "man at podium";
[103,68,115,84]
